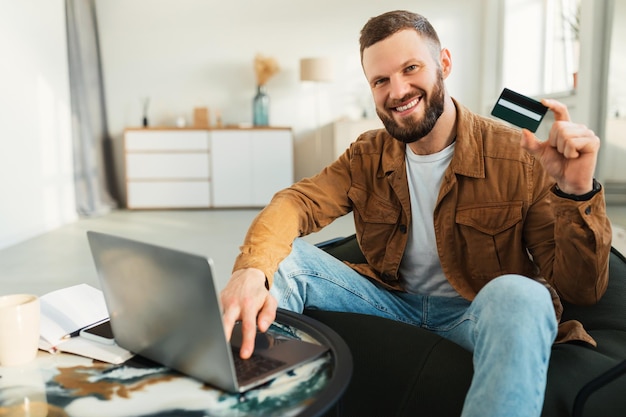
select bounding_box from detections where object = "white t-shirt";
[399,142,460,297]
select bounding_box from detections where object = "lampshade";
[300,57,334,82]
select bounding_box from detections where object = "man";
[221,10,612,416]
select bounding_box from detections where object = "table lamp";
[300,57,334,162]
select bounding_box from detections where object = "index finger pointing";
[542,98,571,122]
[239,317,259,359]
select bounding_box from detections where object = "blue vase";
[253,85,269,126]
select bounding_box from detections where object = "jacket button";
[585,206,592,215]
[399,224,407,233]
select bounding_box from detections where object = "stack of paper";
[39,283,133,364]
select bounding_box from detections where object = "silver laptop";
[86,231,328,393]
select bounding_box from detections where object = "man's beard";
[377,74,445,144]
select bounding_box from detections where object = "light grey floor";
[0,209,355,297]
[1,204,625,298]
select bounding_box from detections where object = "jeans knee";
[484,274,550,304]
[477,275,556,328]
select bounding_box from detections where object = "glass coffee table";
[0,310,352,417]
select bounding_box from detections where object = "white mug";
[0,294,40,366]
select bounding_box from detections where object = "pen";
[61,329,81,340]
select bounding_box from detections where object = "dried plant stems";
[254,54,280,86]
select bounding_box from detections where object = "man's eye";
[373,78,388,87]
[406,65,418,72]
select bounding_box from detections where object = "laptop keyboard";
[232,348,286,382]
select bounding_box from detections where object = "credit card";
[490,88,548,132]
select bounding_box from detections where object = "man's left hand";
[520,99,600,195]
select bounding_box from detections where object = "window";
[502,0,580,96]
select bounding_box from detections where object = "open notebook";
[38,283,133,364]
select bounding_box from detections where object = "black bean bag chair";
[305,235,626,417]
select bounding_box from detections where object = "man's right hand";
[220,268,278,359]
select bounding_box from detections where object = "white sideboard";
[124,128,293,209]
[125,129,211,209]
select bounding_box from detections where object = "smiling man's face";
[362,29,446,144]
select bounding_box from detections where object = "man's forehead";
[362,30,432,72]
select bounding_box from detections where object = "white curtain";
[66,0,117,216]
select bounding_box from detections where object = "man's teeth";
[395,98,419,112]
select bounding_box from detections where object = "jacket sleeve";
[232,151,354,286]
[525,163,612,305]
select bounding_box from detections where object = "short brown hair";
[359,10,441,61]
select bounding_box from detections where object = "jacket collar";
[379,97,485,179]
[449,98,485,179]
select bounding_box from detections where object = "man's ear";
[440,48,452,79]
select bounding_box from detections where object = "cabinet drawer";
[127,181,210,208]
[126,153,210,179]
[125,130,209,151]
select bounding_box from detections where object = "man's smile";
[392,96,422,115]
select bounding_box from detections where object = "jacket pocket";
[348,186,400,264]
[455,201,523,279]
[348,186,400,224]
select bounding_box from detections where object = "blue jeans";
[271,239,558,417]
